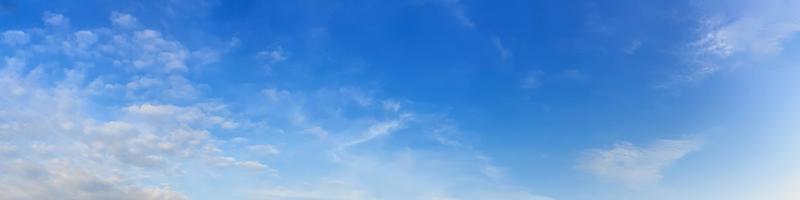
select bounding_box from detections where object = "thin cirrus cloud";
[673,0,800,85]
[577,138,702,185]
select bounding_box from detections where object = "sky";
[0,0,799,200]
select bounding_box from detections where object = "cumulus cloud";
[577,138,701,185]
[111,11,140,28]
[129,29,190,71]
[124,75,203,100]
[0,12,262,199]
[42,11,69,27]
[2,30,29,46]
[123,103,239,129]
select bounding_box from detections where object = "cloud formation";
[578,138,701,185]
[493,37,512,60]
[0,11,554,199]
[677,0,800,84]
[0,12,266,199]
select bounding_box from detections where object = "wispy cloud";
[242,85,553,199]
[440,0,475,28]
[694,2,800,57]
[493,37,512,60]
[672,0,800,86]
[521,70,546,90]
[577,138,701,185]
[341,116,410,148]
[624,39,642,54]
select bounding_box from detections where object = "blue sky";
[1,0,799,199]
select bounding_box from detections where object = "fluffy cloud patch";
[578,138,701,185]
[129,29,189,71]
[123,103,239,129]
[111,11,140,29]
[0,12,263,199]
[0,160,188,200]
[42,12,69,27]
[2,30,29,46]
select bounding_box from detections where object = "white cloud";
[578,138,701,185]
[125,103,180,116]
[132,29,189,71]
[254,181,372,200]
[123,103,238,129]
[252,150,554,200]
[257,46,288,69]
[246,144,280,156]
[2,30,29,46]
[303,126,329,138]
[24,12,221,74]
[624,39,641,54]
[695,2,800,57]
[440,0,475,28]
[237,86,556,199]
[262,88,289,102]
[74,30,98,47]
[111,12,140,29]
[123,75,202,100]
[237,160,271,171]
[493,37,512,60]
[0,12,260,199]
[342,116,409,147]
[521,70,546,90]
[0,160,188,200]
[678,0,800,84]
[42,12,69,27]
[259,47,285,62]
